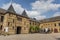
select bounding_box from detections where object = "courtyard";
[0,33,60,40]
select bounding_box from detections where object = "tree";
[29,26,35,33]
[35,26,39,33]
[29,26,40,33]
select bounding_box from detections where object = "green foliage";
[30,26,40,33]
[35,26,39,33]
[30,26,35,33]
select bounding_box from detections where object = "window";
[0,25,2,30]
[30,22,31,25]
[24,27,26,30]
[48,24,49,25]
[13,19,14,23]
[54,23,56,26]
[9,14,10,16]
[46,24,47,25]
[27,25,28,28]
[24,21,26,25]
[13,26,14,29]
[1,16,4,22]
[41,26,43,28]
[4,29,5,31]
[17,17,22,21]
[59,23,60,26]
[59,28,60,31]
[9,14,12,16]
[33,22,34,25]
[8,22,10,26]
[51,24,52,26]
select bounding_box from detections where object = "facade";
[29,18,40,33]
[39,16,60,33]
[0,4,39,35]
[0,4,60,35]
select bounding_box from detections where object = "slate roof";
[7,4,16,13]
[21,10,28,18]
[0,4,40,23]
[0,4,60,23]
[0,8,6,13]
[30,18,40,23]
[0,4,30,19]
[40,16,60,23]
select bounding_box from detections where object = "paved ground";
[0,33,60,40]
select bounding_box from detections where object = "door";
[16,27,21,34]
[54,28,58,33]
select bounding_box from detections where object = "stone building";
[0,3,60,35]
[0,4,40,35]
[39,16,60,33]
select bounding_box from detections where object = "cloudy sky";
[0,0,60,20]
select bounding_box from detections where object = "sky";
[0,0,60,20]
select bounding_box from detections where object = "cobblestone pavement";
[0,33,60,40]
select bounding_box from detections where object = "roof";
[7,4,16,13]
[40,16,60,23]
[0,8,6,13]
[30,18,40,23]
[0,4,39,21]
[21,10,28,18]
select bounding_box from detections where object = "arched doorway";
[54,28,58,33]
[16,27,21,34]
